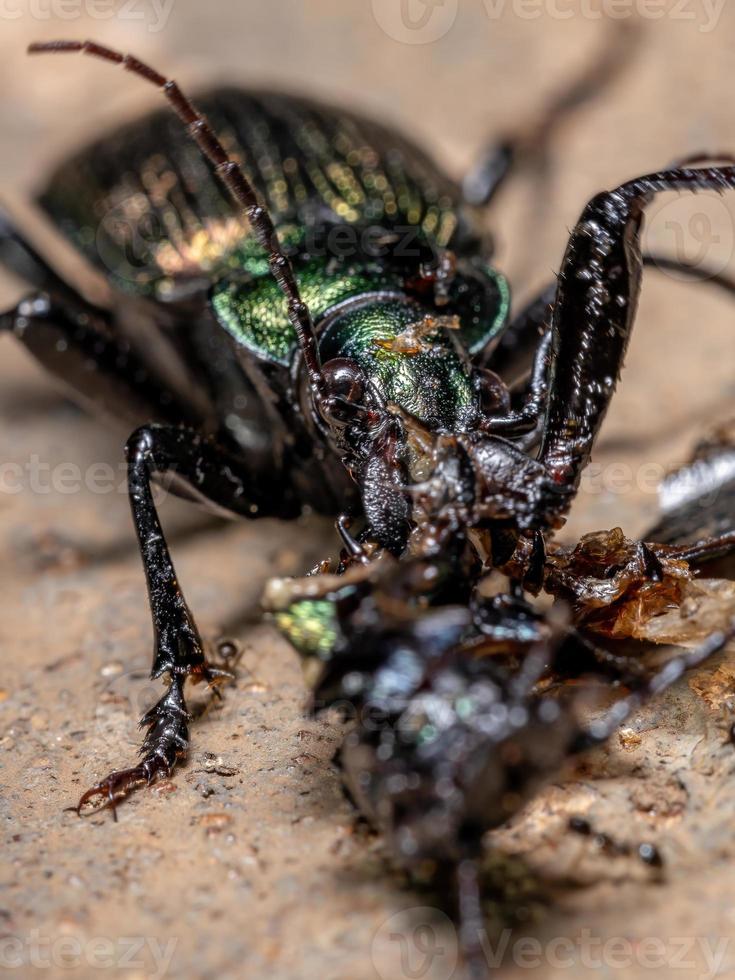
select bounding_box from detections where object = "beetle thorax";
[318,297,477,433]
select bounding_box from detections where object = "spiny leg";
[78,424,298,815]
[1,292,196,428]
[532,161,735,529]
[0,293,229,815]
[462,21,637,207]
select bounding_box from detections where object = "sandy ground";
[1,3,735,979]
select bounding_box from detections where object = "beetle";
[3,35,735,976]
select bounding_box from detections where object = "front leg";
[534,160,735,528]
[78,424,299,815]
[477,251,735,448]
[462,22,635,207]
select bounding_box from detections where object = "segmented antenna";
[28,39,323,387]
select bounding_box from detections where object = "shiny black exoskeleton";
[4,35,735,979]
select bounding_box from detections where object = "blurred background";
[1,3,734,979]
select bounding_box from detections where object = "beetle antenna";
[27,39,323,389]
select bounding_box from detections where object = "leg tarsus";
[76,656,236,818]
[77,675,189,818]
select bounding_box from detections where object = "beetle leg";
[567,816,663,870]
[532,161,735,530]
[1,295,292,813]
[668,532,735,567]
[550,630,649,686]
[572,621,735,752]
[480,328,551,441]
[462,22,637,207]
[1,291,203,429]
[76,423,298,815]
[644,450,735,554]
[0,204,96,300]
[465,282,555,457]
[479,282,555,376]
[642,253,735,295]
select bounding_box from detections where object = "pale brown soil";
[1,4,735,979]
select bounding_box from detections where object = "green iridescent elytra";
[39,88,471,294]
[38,87,510,432]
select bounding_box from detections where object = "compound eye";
[320,357,367,424]
[474,367,511,416]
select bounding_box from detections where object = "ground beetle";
[3,34,735,978]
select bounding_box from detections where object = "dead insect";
[267,509,733,974]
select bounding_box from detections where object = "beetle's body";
[37,87,512,528]
[4,37,735,978]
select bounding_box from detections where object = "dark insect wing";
[38,88,475,299]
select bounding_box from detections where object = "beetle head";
[308,296,523,551]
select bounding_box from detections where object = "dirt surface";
[2,4,735,979]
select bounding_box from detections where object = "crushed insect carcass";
[545,527,735,642]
